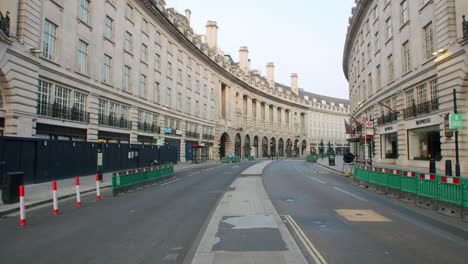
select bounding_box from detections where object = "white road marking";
[333,187,368,202]
[307,176,327,184]
[161,178,180,186]
[232,166,239,168]
[188,171,200,177]
[284,215,327,264]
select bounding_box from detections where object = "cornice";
[342,0,372,80]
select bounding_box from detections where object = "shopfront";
[379,124,398,159]
[165,137,181,161]
[185,140,198,161]
[406,115,441,161]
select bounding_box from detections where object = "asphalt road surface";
[263,160,468,264]
[0,162,254,264]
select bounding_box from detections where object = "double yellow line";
[284,215,327,264]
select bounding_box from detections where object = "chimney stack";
[185,9,191,24]
[239,46,249,72]
[266,62,275,86]
[206,21,218,49]
[291,73,298,95]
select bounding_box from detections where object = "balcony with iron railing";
[202,134,215,140]
[98,114,131,129]
[137,122,160,133]
[37,102,89,123]
[377,112,398,125]
[403,99,439,119]
[186,131,200,139]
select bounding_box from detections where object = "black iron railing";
[137,122,160,133]
[186,131,200,138]
[202,134,214,140]
[463,15,468,39]
[98,114,131,129]
[403,99,439,119]
[377,112,398,125]
[0,11,10,37]
[37,102,89,123]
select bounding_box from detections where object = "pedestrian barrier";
[352,165,468,220]
[111,163,174,195]
[306,155,317,162]
[220,157,241,163]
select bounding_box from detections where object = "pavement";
[315,155,465,177]
[0,160,220,216]
[190,161,308,264]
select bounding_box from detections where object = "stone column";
[86,95,99,142]
[129,106,138,143]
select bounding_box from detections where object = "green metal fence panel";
[361,166,370,182]
[368,167,379,184]
[377,168,389,187]
[354,165,362,180]
[417,173,439,199]
[387,169,402,190]
[438,175,463,205]
[463,178,468,208]
[401,171,418,194]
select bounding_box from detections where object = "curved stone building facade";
[343,0,468,173]
[0,0,348,162]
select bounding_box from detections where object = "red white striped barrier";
[75,176,81,208]
[403,171,416,177]
[380,168,388,173]
[19,185,26,226]
[372,167,377,172]
[391,169,400,175]
[52,180,59,215]
[419,173,436,181]
[364,166,369,170]
[96,173,101,201]
[441,176,460,185]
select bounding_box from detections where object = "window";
[77,40,88,74]
[405,89,414,108]
[123,66,131,92]
[401,0,409,25]
[376,65,381,90]
[366,43,371,62]
[126,4,133,20]
[154,81,160,103]
[155,53,161,71]
[196,80,200,93]
[374,31,380,52]
[43,20,57,60]
[177,69,182,83]
[79,0,90,24]
[104,16,113,40]
[166,88,172,107]
[37,80,52,115]
[142,18,148,34]
[155,31,161,46]
[98,98,107,124]
[386,17,393,40]
[195,100,200,117]
[368,73,373,97]
[140,44,147,63]
[424,22,435,59]
[103,54,112,83]
[139,74,146,98]
[187,75,192,89]
[167,62,172,77]
[167,42,173,55]
[373,5,379,21]
[429,79,438,103]
[402,41,411,73]
[55,85,71,110]
[73,91,86,115]
[186,97,191,113]
[416,84,427,105]
[387,54,394,82]
[177,93,182,111]
[124,31,132,52]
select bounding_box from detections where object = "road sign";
[449,113,463,130]
[366,121,374,128]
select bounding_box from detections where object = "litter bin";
[328,155,336,166]
[2,172,24,204]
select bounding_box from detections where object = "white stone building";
[0,0,349,162]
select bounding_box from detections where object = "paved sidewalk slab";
[240,161,273,176]
[191,173,307,264]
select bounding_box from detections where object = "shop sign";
[449,114,463,130]
[406,114,441,130]
[379,124,397,134]
[163,128,172,134]
[175,129,183,135]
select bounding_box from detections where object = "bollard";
[19,185,26,227]
[429,159,436,174]
[52,180,59,215]
[75,176,81,208]
[96,173,101,201]
[445,160,453,176]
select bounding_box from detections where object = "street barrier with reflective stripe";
[401,171,418,194]
[439,176,463,205]
[388,169,402,190]
[418,173,439,199]
[111,163,174,195]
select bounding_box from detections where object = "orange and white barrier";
[19,185,26,226]
[96,173,101,201]
[403,171,416,177]
[420,173,436,181]
[75,176,81,208]
[441,176,460,185]
[52,180,59,215]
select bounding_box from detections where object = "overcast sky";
[166,0,355,100]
